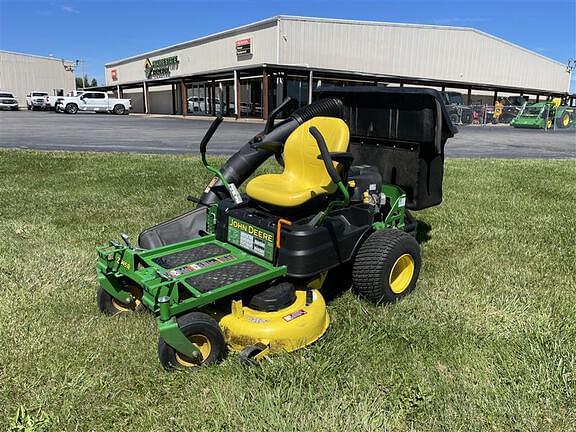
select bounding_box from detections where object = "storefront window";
[286,77,309,108]
[215,81,235,117]
[239,77,263,118]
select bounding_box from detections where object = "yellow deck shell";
[219,289,329,353]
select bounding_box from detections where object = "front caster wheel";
[158,312,226,371]
[239,343,269,366]
[97,283,145,315]
[352,229,421,304]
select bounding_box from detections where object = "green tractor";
[95,87,456,370]
[510,98,574,129]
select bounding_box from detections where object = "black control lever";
[120,232,134,249]
[263,97,295,134]
[199,116,224,165]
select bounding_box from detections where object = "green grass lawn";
[0,150,574,431]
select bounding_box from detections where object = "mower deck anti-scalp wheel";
[158,312,226,371]
[97,282,145,315]
[352,229,421,304]
[239,343,268,366]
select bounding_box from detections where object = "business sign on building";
[236,38,252,57]
[144,55,179,79]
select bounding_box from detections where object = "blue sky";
[1,0,575,91]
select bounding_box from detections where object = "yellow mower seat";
[246,117,350,207]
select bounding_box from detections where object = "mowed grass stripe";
[0,150,574,431]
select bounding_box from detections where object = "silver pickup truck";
[56,91,131,115]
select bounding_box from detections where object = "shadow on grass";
[321,263,353,304]
[416,220,432,244]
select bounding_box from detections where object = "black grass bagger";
[95,87,456,369]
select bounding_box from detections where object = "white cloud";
[62,5,79,14]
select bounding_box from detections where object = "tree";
[75,75,98,89]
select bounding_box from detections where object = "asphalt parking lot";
[0,110,574,158]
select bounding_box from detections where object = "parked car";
[26,91,51,110]
[187,96,206,113]
[55,91,131,115]
[239,102,252,115]
[0,91,19,111]
[187,97,225,114]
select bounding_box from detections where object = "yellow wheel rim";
[563,115,569,127]
[111,284,142,312]
[175,335,212,367]
[389,253,415,294]
[546,119,552,129]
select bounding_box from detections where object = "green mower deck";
[97,235,287,358]
[97,234,286,316]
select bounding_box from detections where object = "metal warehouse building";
[0,50,77,107]
[102,16,571,119]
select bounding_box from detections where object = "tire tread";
[352,229,421,303]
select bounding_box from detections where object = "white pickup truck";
[52,91,85,111]
[55,91,131,115]
[26,91,51,110]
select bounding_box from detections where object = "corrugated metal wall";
[279,18,569,93]
[105,17,569,94]
[0,51,76,106]
[106,21,278,85]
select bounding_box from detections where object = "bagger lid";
[315,86,457,153]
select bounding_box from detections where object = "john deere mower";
[95,87,456,370]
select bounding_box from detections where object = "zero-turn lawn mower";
[95,87,456,370]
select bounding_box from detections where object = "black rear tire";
[556,113,571,129]
[158,312,226,371]
[113,104,125,115]
[65,103,78,114]
[352,229,421,304]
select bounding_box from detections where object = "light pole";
[75,59,85,89]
